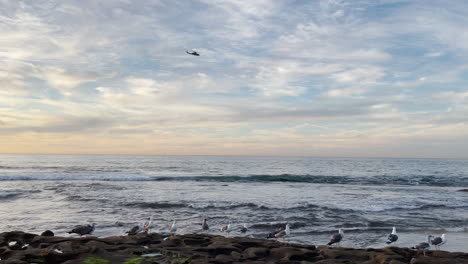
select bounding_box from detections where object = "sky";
[1,0,468,158]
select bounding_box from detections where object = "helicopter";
[186,49,200,56]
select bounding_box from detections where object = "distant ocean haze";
[0,154,467,252]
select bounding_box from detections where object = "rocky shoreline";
[0,231,467,264]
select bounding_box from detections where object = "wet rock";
[0,231,466,264]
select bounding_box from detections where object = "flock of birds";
[65,218,448,255]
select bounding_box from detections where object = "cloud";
[331,66,385,84]
[1,0,468,157]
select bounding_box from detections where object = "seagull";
[412,235,432,256]
[386,227,398,244]
[141,216,154,233]
[220,223,232,237]
[202,218,209,231]
[240,224,248,233]
[430,234,447,250]
[169,220,177,235]
[274,223,291,241]
[327,229,344,247]
[186,50,200,56]
[68,223,96,236]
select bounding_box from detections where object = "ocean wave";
[0,189,41,200]
[148,174,468,187]
[0,192,22,199]
[122,201,270,210]
[118,200,466,214]
[0,174,466,187]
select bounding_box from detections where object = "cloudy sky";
[1,0,468,157]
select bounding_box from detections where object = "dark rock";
[0,231,466,264]
[40,230,54,237]
[243,247,269,259]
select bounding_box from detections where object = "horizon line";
[0,152,466,160]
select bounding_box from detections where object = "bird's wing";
[274,230,286,238]
[432,237,442,245]
[330,233,342,243]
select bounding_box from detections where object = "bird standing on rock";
[240,224,248,233]
[430,234,447,250]
[411,235,432,256]
[274,223,291,241]
[141,216,154,233]
[202,218,209,231]
[68,223,96,236]
[327,229,344,247]
[386,227,398,244]
[220,223,232,237]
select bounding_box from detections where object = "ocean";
[0,154,467,252]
